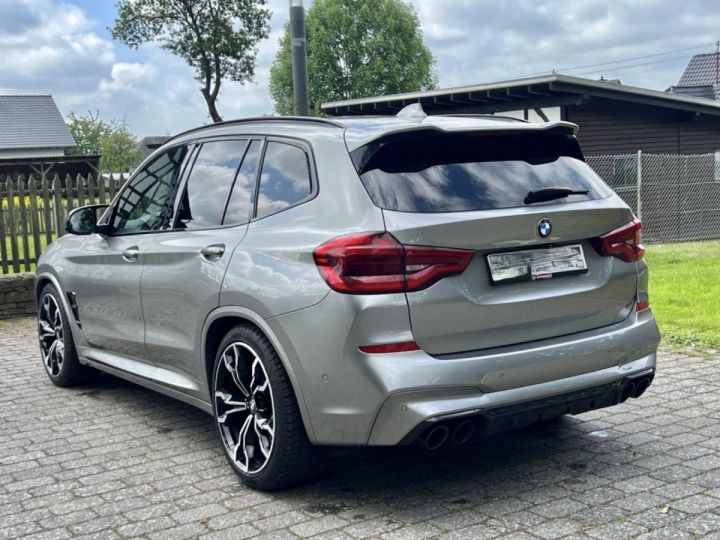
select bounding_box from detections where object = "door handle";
[122,247,139,262]
[201,244,225,261]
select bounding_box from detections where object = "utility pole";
[290,0,310,116]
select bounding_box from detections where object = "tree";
[99,127,145,174]
[269,0,438,115]
[111,0,271,123]
[66,112,144,174]
[67,111,113,155]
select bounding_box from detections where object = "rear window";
[353,131,612,213]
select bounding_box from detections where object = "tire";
[212,323,322,491]
[37,284,92,387]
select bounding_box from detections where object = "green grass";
[2,234,53,273]
[645,240,720,354]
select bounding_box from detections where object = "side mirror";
[65,205,110,236]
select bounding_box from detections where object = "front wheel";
[37,284,92,387]
[212,324,322,491]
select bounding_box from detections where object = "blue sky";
[2,0,718,137]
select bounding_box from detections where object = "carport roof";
[321,74,720,117]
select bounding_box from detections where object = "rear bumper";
[367,310,660,445]
[270,290,660,446]
[397,368,655,445]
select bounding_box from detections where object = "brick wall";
[0,274,36,320]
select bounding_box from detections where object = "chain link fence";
[586,152,720,245]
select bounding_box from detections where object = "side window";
[112,145,188,234]
[255,141,312,219]
[175,140,248,229]
[224,140,261,225]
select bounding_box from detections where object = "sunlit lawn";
[645,240,720,353]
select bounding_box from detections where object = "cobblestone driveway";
[1,317,719,540]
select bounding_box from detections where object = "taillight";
[598,218,645,262]
[636,298,650,312]
[313,232,473,294]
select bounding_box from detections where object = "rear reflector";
[358,341,421,354]
[597,218,645,262]
[314,232,473,294]
[636,299,650,312]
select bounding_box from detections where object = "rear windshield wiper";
[524,187,590,205]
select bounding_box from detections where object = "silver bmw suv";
[36,110,661,490]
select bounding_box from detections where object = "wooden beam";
[437,94,584,115]
[532,108,548,121]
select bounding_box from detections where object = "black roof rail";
[164,115,345,145]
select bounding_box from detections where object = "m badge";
[537,219,552,238]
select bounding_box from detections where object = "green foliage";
[111,0,271,122]
[270,0,438,115]
[99,127,144,174]
[67,111,113,155]
[66,111,143,173]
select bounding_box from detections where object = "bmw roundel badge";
[537,219,552,238]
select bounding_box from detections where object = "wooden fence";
[0,174,127,274]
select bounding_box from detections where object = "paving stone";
[1,317,718,539]
[669,494,720,514]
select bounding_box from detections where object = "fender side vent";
[66,292,81,327]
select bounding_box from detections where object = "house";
[139,136,170,158]
[321,73,720,155]
[0,95,100,180]
[668,52,720,101]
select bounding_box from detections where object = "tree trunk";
[201,88,223,123]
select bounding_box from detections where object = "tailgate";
[385,201,637,355]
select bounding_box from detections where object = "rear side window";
[354,132,612,213]
[176,140,248,229]
[255,141,312,219]
[224,140,261,225]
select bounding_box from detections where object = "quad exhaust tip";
[451,420,476,445]
[421,420,477,449]
[619,375,653,403]
[632,377,651,398]
[423,424,450,450]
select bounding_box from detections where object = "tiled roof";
[677,53,720,87]
[669,84,720,100]
[0,95,76,150]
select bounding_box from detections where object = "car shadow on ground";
[68,369,610,510]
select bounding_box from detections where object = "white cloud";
[0,0,114,89]
[99,63,158,93]
[2,0,720,137]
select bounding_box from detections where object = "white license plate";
[487,244,588,283]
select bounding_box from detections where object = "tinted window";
[256,142,312,219]
[176,140,248,229]
[224,140,261,225]
[112,146,188,234]
[355,132,613,213]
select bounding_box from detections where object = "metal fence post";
[636,150,642,221]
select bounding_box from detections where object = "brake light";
[313,232,473,294]
[598,218,645,262]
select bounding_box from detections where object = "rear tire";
[37,284,92,387]
[212,324,322,491]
